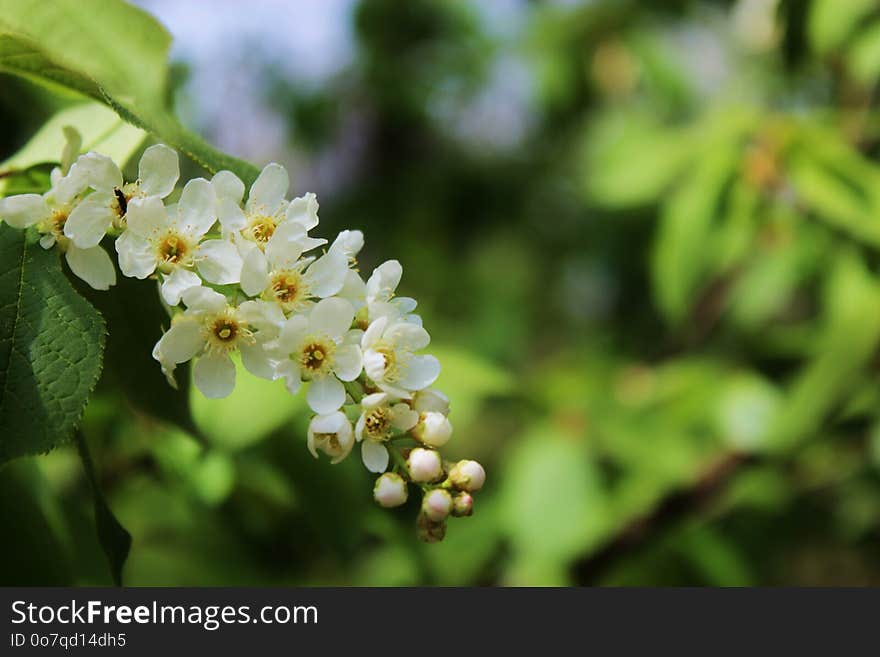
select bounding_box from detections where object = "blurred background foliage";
[5,0,880,585]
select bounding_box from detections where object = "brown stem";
[573,451,758,584]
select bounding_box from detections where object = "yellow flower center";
[364,407,392,441]
[245,214,277,244]
[298,337,336,376]
[267,269,310,311]
[156,231,193,272]
[204,312,253,353]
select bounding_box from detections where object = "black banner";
[0,588,875,653]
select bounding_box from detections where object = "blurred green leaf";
[769,250,880,451]
[808,0,876,54]
[0,225,104,464]
[500,425,605,584]
[0,0,259,184]
[191,356,306,450]
[651,129,741,323]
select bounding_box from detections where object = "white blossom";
[0,164,116,290]
[115,179,240,305]
[153,287,280,398]
[63,144,179,248]
[361,315,440,398]
[354,392,419,473]
[307,411,354,464]
[373,472,408,508]
[270,297,363,414]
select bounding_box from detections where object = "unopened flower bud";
[422,488,453,522]
[412,388,450,415]
[407,447,444,483]
[448,459,485,492]
[307,412,355,464]
[452,492,474,517]
[411,411,452,447]
[373,472,408,508]
[416,512,447,543]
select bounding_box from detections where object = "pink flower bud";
[448,459,485,492]
[407,447,443,483]
[373,472,408,508]
[422,488,453,522]
[411,411,453,447]
[452,492,474,517]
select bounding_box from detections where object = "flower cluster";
[0,137,485,541]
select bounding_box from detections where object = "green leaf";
[0,0,259,185]
[73,273,202,439]
[768,250,880,451]
[75,430,131,586]
[0,225,105,464]
[808,0,877,54]
[651,135,740,324]
[191,355,307,450]
[1,102,146,179]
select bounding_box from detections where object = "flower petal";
[115,230,156,279]
[182,286,228,314]
[308,297,354,339]
[160,267,202,306]
[76,151,123,192]
[126,196,170,237]
[361,440,389,473]
[160,320,204,363]
[239,246,270,297]
[217,197,246,233]
[329,229,364,258]
[276,360,303,395]
[285,192,318,230]
[193,352,236,398]
[305,252,347,298]
[240,341,276,380]
[63,194,114,248]
[176,177,217,237]
[248,163,288,214]
[391,403,420,431]
[65,244,117,290]
[0,194,48,229]
[307,375,345,414]
[138,144,179,198]
[333,342,362,382]
[386,321,430,351]
[397,354,441,391]
[276,314,309,353]
[196,239,242,285]
[337,269,367,308]
[366,260,402,303]
[212,170,245,204]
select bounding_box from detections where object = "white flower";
[412,411,453,447]
[407,447,444,483]
[364,260,419,322]
[63,144,179,248]
[422,489,453,522]
[373,472,408,508]
[115,179,239,305]
[354,392,419,473]
[448,460,486,492]
[412,388,450,415]
[152,287,280,398]
[239,223,349,314]
[361,315,440,398]
[271,297,363,413]
[215,164,325,253]
[307,411,354,464]
[0,165,116,290]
